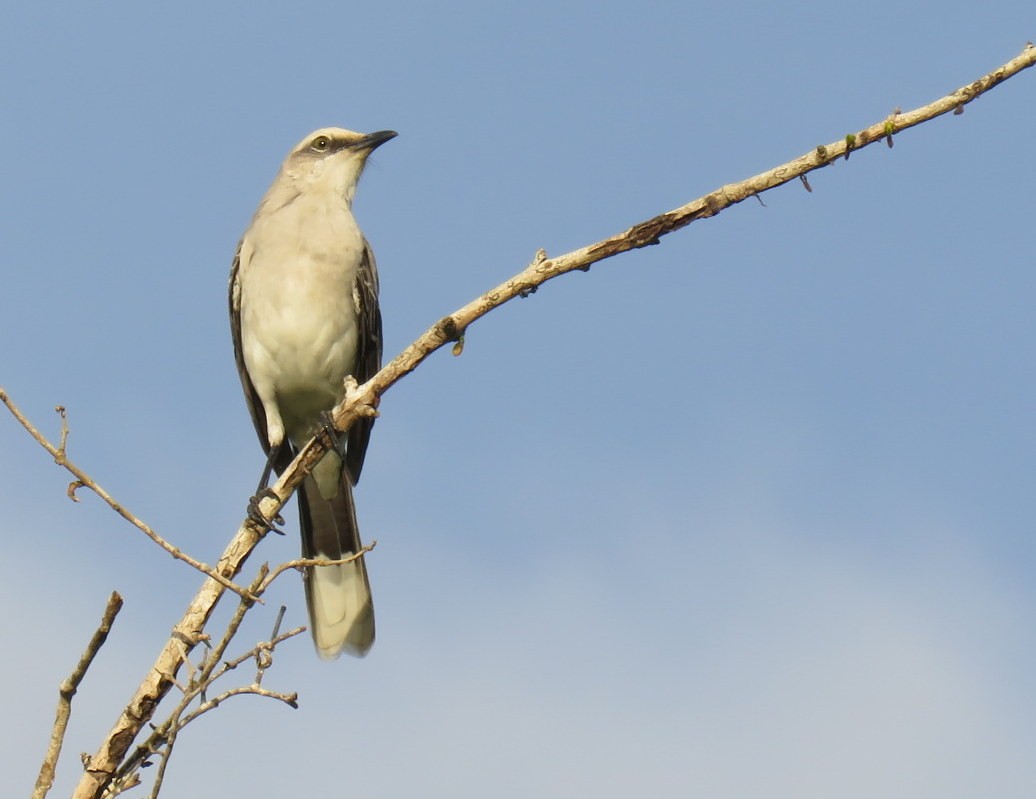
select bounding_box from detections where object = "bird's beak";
[354,130,398,152]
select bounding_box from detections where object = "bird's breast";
[239,202,366,443]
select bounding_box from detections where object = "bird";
[229,126,396,659]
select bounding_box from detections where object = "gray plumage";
[229,127,396,658]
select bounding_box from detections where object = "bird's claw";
[318,410,343,450]
[247,487,285,535]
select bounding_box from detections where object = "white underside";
[238,194,365,452]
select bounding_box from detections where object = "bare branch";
[32,592,123,799]
[48,44,1033,799]
[0,391,256,600]
[256,606,287,686]
[112,607,303,797]
[104,569,262,795]
[258,42,1036,527]
[260,541,378,591]
[142,722,178,799]
[180,684,300,726]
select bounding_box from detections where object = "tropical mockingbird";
[229,127,396,659]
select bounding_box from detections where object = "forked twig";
[0,392,255,600]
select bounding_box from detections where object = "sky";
[1,2,1034,797]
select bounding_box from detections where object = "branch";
[61,43,1034,799]
[259,541,378,592]
[31,592,123,799]
[262,41,1036,519]
[109,595,302,798]
[0,395,255,600]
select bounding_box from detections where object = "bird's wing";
[345,239,383,484]
[229,238,293,472]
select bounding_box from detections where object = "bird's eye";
[311,136,331,152]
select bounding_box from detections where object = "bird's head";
[281,127,397,204]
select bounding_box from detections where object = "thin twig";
[0,391,256,600]
[118,620,303,797]
[179,684,300,726]
[110,567,269,791]
[144,720,178,799]
[63,44,1035,799]
[259,542,378,591]
[218,626,306,675]
[256,607,287,686]
[32,592,123,799]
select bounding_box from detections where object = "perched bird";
[229,127,396,658]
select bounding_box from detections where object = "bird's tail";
[298,473,375,659]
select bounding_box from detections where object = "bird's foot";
[318,410,343,450]
[247,487,285,535]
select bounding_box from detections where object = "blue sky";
[2,2,1034,797]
